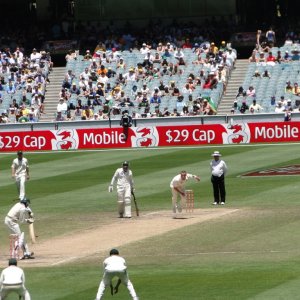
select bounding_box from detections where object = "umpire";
[210,151,228,205]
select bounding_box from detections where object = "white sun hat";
[211,151,222,157]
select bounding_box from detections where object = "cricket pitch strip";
[0,208,239,267]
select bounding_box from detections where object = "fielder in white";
[4,198,34,260]
[109,161,134,218]
[170,171,200,216]
[0,258,31,300]
[11,151,30,201]
[95,248,138,300]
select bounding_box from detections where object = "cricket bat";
[131,191,139,216]
[29,223,36,244]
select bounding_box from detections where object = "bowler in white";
[170,171,200,216]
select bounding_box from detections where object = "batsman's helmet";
[110,248,119,255]
[122,161,129,166]
[20,197,30,206]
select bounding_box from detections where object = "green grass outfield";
[1,144,300,299]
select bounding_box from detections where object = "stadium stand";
[1,9,299,123]
[54,42,236,121]
[0,48,52,123]
[231,42,300,115]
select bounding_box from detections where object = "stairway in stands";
[40,67,66,122]
[217,59,249,114]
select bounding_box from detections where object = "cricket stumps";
[185,190,194,213]
[9,234,20,260]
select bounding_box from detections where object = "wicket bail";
[185,190,194,213]
[9,234,20,260]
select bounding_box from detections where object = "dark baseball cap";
[9,258,17,266]
[110,248,119,255]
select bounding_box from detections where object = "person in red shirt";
[203,78,212,89]
[266,52,276,65]
[182,38,193,49]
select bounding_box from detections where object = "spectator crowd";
[0,47,52,123]
[231,27,300,116]
[5,18,300,123]
[57,39,236,121]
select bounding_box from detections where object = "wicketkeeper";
[109,161,134,218]
[170,171,200,217]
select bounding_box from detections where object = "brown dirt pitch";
[1,208,238,268]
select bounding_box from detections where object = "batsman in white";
[109,161,134,218]
[4,198,35,259]
[11,151,30,201]
[170,171,200,217]
[94,248,139,300]
[0,258,31,300]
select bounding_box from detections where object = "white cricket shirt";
[170,173,194,189]
[0,266,25,285]
[7,203,31,223]
[11,158,29,177]
[103,255,127,272]
[111,168,133,188]
[210,159,228,177]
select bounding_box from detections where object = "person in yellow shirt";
[81,107,94,120]
[209,42,219,54]
[20,104,30,117]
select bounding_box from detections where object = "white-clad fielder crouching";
[95,248,138,300]
[0,258,31,300]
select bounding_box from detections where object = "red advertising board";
[0,121,300,152]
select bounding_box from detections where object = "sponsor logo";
[255,124,299,139]
[51,129,79,150]
[82,130,126,145]
[131,127,159,147]
[242,165,300,176]
[222,123,250,144]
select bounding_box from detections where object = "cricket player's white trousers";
[171,188,186,213]
[15,175,26,200]
[4,217,31,255]
[96,270,138,300]
[0,284,31,300]
[116,185,132,217]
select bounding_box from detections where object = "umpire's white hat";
[211,151,222,157]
